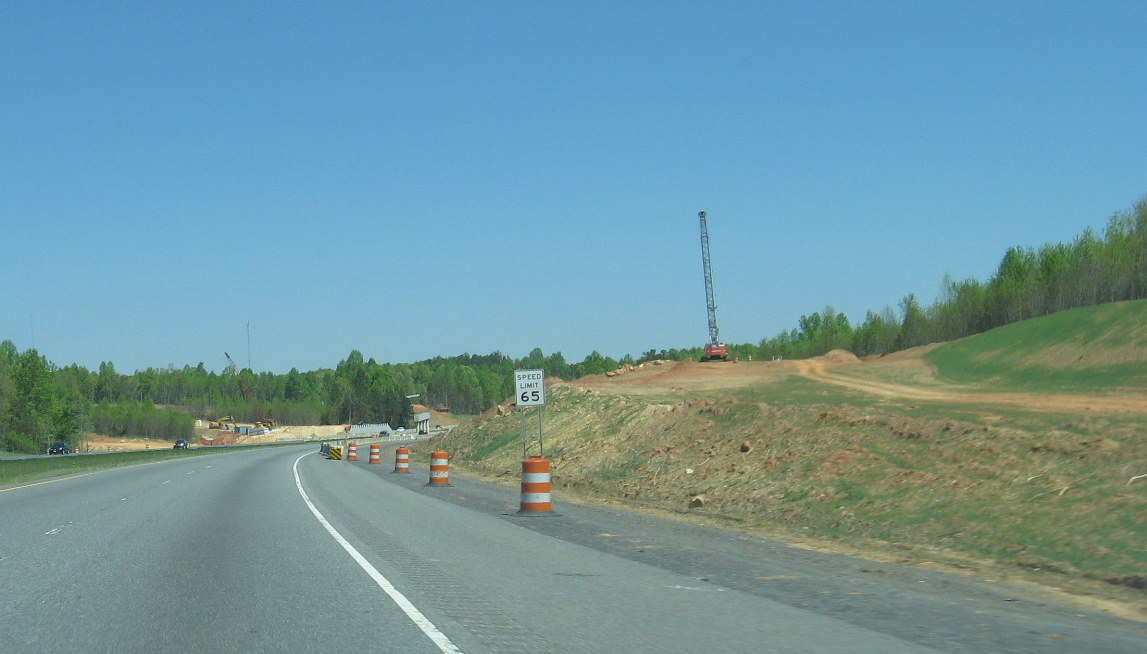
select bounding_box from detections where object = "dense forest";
[0,344,628,454]
[2,195,1144,455]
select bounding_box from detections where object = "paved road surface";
[1,444,1142,653]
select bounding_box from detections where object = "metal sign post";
[514,369,546,456]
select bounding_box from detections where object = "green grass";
[858,442,915,470]
[927,299,1147,392]
[0,448,221,486]
[470,426,522,462]
[732,376,877,407]
[0,441,313,486]
[594,456,645,482]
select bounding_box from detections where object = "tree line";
[2,194,1144,454]
[708,194,1147,362]
[0,342,628,454]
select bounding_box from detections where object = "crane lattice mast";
[698,211,721,348]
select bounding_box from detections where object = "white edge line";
[292,453,462,654]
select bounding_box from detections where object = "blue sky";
[3,1,1145,374]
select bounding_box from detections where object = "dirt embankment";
[82,424,357,452]
[427,352,1147,621]
[791,354,1147,414]
[573,351,1147,414]
[80,435,179,453]
[80,405,462,452]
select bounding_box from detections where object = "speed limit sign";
[514,369,546,406]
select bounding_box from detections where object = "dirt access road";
[81,424,352,452]
[573,350,1147,416]
[80,407,460,452]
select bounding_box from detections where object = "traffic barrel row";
[352,445,558,517]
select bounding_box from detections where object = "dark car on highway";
[173,439,190,449]
[47,441,72,455]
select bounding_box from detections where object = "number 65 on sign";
[514,369,546,407]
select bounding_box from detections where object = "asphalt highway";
[1,444,1143,653]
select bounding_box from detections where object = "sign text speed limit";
[514,369,546,406]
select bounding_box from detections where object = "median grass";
[0,448,226,486]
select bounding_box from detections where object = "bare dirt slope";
[431,352,1147,621]
[81,424,354,452]
[80,434,178,452]
[81,407,462,452]
[573,352,1147,415]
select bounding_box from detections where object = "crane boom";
[225,352,254,402]
[698,211,727,361]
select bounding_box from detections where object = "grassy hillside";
[423,304,1147,614]
[926,299,1147,392]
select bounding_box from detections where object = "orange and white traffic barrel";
[368,442,381,464]
[426,450,452,487]
[347,442,358,461]
[393,446,411,473]
[517,456,558,515]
